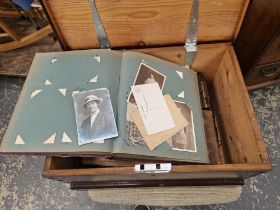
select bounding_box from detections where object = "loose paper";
[131,83,175,135]
[130,95,188,150]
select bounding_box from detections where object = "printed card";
[130,95,188,150]
[131,83,175,135]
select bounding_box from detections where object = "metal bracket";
[134,163,172,173]
[185,0,199,68]
[88,0,111,49]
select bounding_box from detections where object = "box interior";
[38,0,272,182]
[44,43,271,179]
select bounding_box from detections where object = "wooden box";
[235,0,280,90]
[40,0,271,190]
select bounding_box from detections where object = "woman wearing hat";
[80,94,106,140]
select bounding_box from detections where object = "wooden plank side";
[212,49,263,164]
[42,0,247,49]
[234,0,280,76]
[135,43,228,81]
[43,163,271,180]
[258,36,280,65]
[0,25,53,52]
[232,0,250,41]
[42,0,98,50]
[0,21,20,41]
[227,47,271,164]
[245,62,280,86]
[247,79,280,92]
[40,0,68,50]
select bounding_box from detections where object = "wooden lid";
[42,0,249,50]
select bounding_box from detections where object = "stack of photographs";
[125,62,197,152]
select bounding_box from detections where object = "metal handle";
[261,65,278,77]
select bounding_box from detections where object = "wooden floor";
[0,18,61,76]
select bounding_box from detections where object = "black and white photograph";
[127,62,166,105]
[73,88,118,145]
[125,120,146,146]
[167,101,196,152]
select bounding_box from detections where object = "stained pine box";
[39,0,271,191]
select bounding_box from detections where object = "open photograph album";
[0,49,209,163]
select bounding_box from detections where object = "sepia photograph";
[72,88,118,145]
[127,62,166,105]
[167,101,196,152]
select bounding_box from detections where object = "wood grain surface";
[228,46,271,164]
[0,25,53,52]
[235,0,280,77]
[0,21,19,41]
[212,48,263,164]
[247,79,280,92]
[258,36,280,65]
[134,43,229,81]
[43,159,271,181]
[42,0,249,49]
[42,44,272,184]
[245,62,280,87]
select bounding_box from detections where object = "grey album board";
[0,49,209,163]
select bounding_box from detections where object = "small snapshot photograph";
[127,62,166,105]
[167,101,196,152]
[73,88,118,145]
[125,120,146,146]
